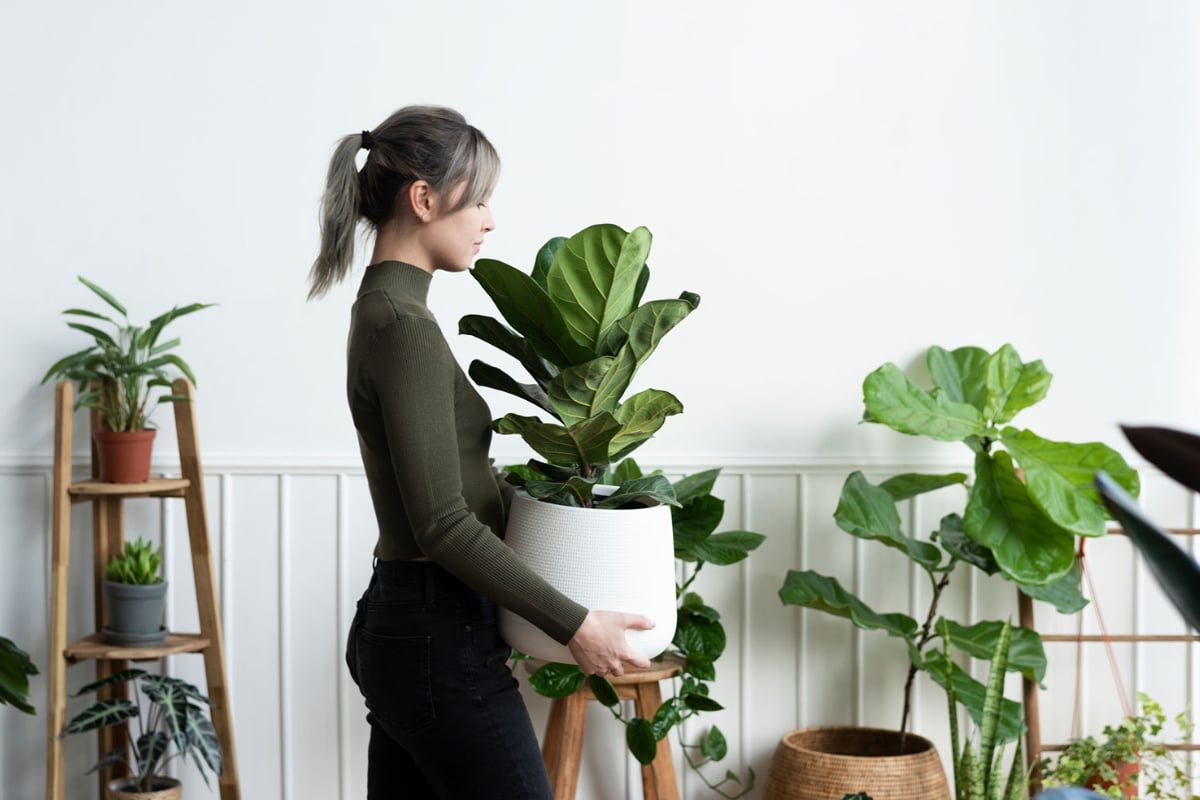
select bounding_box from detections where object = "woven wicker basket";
[763,726,951,800]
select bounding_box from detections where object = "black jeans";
[346,559,553,799]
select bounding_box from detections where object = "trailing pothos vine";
[517,460,764,798]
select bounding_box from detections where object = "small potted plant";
[1040,693,1196,800]
[774,344,1140,796]
[57,668,222,799]
[41,276,213,483]
[103,538,168,646]
[460,223,699,662]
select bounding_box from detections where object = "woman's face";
[422,184,495,273]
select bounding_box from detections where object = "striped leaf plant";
[460,223,698,508]
[780,344,1140,745]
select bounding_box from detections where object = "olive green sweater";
[347,261,588,644]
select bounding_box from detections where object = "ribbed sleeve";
[347,262,588,644]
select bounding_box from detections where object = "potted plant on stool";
[460,222,698,663]
[103,538,168,647]
[57,668,222,799]
[41,276,213,483]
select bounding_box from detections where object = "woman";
[308,105,654,799]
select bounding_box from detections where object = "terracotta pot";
[763,726,952,800]
[1086,757,1140,799]
[497,489,677,663]
[94,429,156,483]
[106,776,181,800]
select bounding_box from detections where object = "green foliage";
[105,537,163,585]
[41,276,215,432]
[1040,693,1196,800]
[780,344,1140,741]
[525,461,763,798]
[461,224,698,507]
[58,669,222,792]
[0,636,38,715]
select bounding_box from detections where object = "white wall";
[3,2,1199,798]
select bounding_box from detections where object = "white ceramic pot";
[498,489,678,663]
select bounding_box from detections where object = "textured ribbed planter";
[94,429,156,483]
[498,490,677,663]
[106,776,181,800]
[763,726,951,800]
[102,580,168,646]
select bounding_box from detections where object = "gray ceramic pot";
[102,580,168,646]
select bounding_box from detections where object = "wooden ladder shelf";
[45,379,240,799]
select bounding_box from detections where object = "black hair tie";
[361,130,374,151]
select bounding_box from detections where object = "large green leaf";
[778,570,919,639]
[939,619,1046,683]
[494,413,621,471]
[471,258,591,367]
[674,610,727,662]
[627,718,657,765]
[59,699,138,735]
[185,705,223,777]
[963,451,1075,585]
[673,495,725,558]
[0,636,37,715]
[934,513,999,575]
[863,363,987,442]
[926,345,990,408]
[595,475,679,508]
[459,314,556,385]
[608,389,683,462]
[1016,559,1088,614]
[685,531,766,566]
[529,662,586,698]
[1095,471,1200,634]
[599,296,698,367]
[879,472,969,501]
[918,650,1025,744]
[835,471,942,569]
[532,236,567,292]
[673,469,720,506]
[468,360,555,417]
[547,224,648,350]
[978,345,1024,423]
[994,358,1052,424]
[1000,427,1140,537]
[549,357,620,425]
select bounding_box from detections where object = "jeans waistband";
[368,558,485,607]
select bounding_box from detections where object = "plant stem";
[899,568,953,750]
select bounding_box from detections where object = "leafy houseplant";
[103,538,168,647]
[524,460,764,798]
[1039,694,1195,800]
[460,222,698,508]
[0,636,38,715]
[779,344,1140,743]
[58,668,222,797]
[41,276,213,482]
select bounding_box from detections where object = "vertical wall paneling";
[5,460,1198,799]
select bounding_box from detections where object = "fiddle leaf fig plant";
[460,223,698,508]
[780,344,1140,744]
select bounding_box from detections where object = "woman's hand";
[567,610,655,678]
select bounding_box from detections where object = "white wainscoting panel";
[1,459,1195,799]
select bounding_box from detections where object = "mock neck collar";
[357,261,432,303]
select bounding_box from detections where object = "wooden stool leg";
[633,681,679,800]
[542,692,588,800]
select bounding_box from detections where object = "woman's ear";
[405,180,437,222]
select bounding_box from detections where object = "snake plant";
[460,223,698,508]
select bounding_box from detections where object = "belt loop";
[425,562,436,605]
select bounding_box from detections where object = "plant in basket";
[778,344,1140,747]
[41,276,213,482]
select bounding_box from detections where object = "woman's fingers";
[566,610,656,675]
